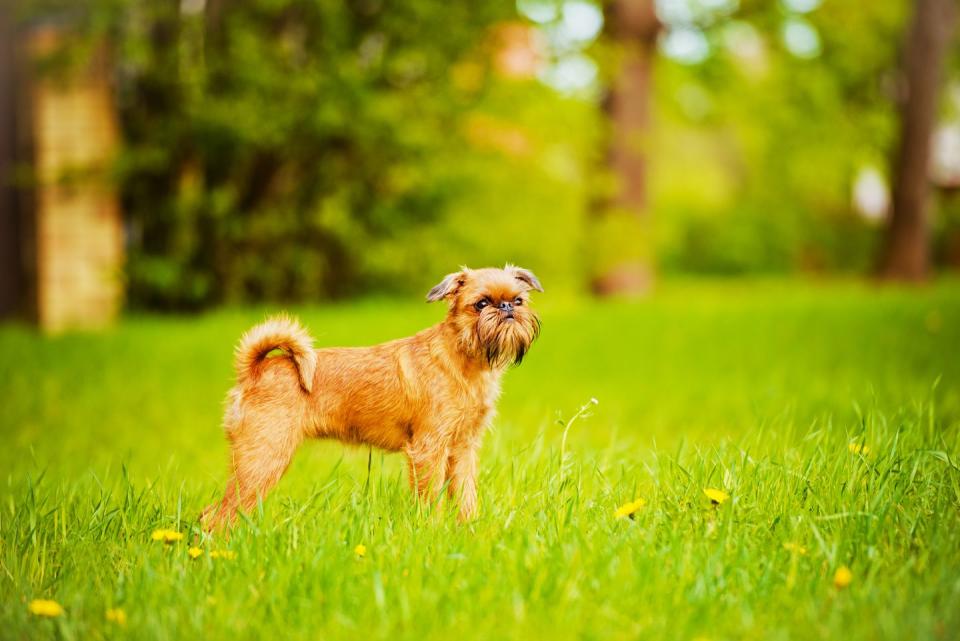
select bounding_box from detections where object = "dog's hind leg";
[202,401,303,531]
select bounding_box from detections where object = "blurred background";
[0,0,958,332]
[2,7,960,636]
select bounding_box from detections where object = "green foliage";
[20,0,960,306]
[646,0,910,275]
[1,280,959,639]
[29,0,514,307]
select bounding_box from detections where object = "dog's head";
[427,264,543,368]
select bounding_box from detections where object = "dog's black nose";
[498,301,513,311]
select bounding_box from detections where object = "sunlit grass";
[1,279,959,640]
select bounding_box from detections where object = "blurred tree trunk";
[591,0,661,296]
[879,0,956,281]
[0,3,24,317]
[606,0,658,217]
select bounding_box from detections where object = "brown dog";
[202,265,542,529]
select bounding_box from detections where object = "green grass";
[1,279,959,640]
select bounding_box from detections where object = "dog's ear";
[507,264,544,293]
[426,270,468,302]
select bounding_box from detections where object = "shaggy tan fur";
[234,313,318,393]
[202,265,542,530]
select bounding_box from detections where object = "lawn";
[1,279,959,640]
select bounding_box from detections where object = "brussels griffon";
[202,265,542,530]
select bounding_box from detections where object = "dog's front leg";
[447,436,480,522]
[404,435,449,510]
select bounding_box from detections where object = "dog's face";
[428,265,543,368]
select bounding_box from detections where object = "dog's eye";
[514,297,523,306]
[474,299,489,311]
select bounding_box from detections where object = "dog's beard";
[466,309,541,369]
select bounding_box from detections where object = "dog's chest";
[459,372,502,425]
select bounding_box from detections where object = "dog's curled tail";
[234,314,317,393]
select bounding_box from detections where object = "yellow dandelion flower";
[209,550,236,560]
[150,529,184,544]
[28,599,64,618]
[188,546,204,560]
[848,443,870,455]
[354,544,367,557]
[105,607,127,626]
[783,542,808,555]
[833,565,853,589]
[703,488,730,505]
[614,498,646,519]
